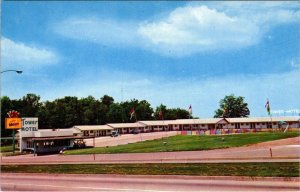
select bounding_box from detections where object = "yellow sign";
[5,118,22,129]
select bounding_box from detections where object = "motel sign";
[21,118,39,132]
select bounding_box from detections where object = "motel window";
[256,123,260,125]
[231,124,234,126]
[246,123,249,125]
[241,123,244,125]
[202,124,205,127]
[262,123,265,125]
[27,141,33,148]
[267,123,272,129]
[273,123,277,125]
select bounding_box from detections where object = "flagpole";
[270,113,273,132]
[266,99,273,133]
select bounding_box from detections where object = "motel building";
[17,128,83,154]
[107,123,146,134]
[139,120,175,132]
[72,116,300,137]
[72,125,113,137]
[16,116,299,154]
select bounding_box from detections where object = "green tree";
[154,105,190,120]
[167,108,190,120]
[135,100,154,121]
[214,94,250,118]
[120,99,154,122]
[80,96,98,125]
[37,102,51,129]
[99,95,114,124]
[1,96,13,137]
[20,93,41,117]
[154,104,167,120]
[107,103,124,123]
[101,95,114,106]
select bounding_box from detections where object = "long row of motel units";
[17,116,300,154]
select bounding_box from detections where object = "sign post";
[12,129,15,153]
[5,115,22,154]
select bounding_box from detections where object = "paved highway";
[1,135,299,165]
[2,144,299,165]
[1,173,299,191]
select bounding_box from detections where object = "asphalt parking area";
[84,131,178,147]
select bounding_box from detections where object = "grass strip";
[0,145,14,153]
[65,132,300,155]
[1,163,299,177]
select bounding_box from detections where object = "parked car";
[110,131,120,137]
[131,129,140,134]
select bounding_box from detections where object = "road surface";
[1,173,299,191]
[1,144,299,165]
[1,136,299,165]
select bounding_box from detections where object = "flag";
[159,110,163,120]
[188,105,192,114]
[265,99,271,115]
[130,108,135,120]
[222,105,228,117]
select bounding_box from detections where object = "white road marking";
[1,182,178,192]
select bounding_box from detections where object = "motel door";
[208,124,215,130]
[216,124,223,129]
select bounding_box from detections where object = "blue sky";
[1,1,300,118]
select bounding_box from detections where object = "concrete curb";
[2,172,300,182]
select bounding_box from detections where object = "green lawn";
[0,145,14,153]
[65,131,300,155]
[1,163,299,177]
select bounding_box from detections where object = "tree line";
[1,93,250,137]
[1,93,191,137]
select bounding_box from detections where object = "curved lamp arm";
[1,70,23,74]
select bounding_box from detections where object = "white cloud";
[138,2,300,56]
[1,37,59,69]
[53,18,141,47]
[53,2,300,57]
[138,6,260,56]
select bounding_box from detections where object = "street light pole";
[2,70,22,154]
[1,70,23,74]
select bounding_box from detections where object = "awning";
[29,136,84,141]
